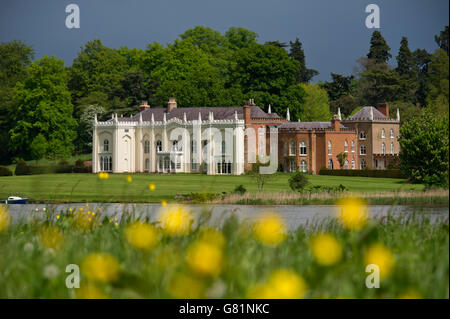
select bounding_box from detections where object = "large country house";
[92,98,400,175]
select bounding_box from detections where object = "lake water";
[6,203,449,230]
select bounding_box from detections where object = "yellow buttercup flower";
[125,222,158,251]
[167,272,206,299]
[161,200,167,207]
[186,241,224,277]
[82,253,120,283]
[73,211,98,231]
[336,197,368,230]
[158,204,193,236]
[76,283,108,299]
[126,175,132,183]
[98,172,109,179]
[0,205,11,232]
[364,243,395,279]
[310,233,343,266]
[247,269,307,299]
[253,212,287,246]
[39,226,64,250]
[149,183,155,191]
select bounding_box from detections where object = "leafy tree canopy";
[9,55,77,160]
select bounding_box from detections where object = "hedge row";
[0,166,13,176]
[13,159,92,176]
[319,168,407,179]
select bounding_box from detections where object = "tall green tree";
[289,38,318,83]
[319,73,354,101]
[224,27,258,50]
[299,83,331,121]
[435,25,449,56]
[396,37,414,76]
[426,48,449,107]
[9,55,77,160]
[399,109,449,187]
[231,43,306,120]
[68,39,128,105]
[151,40,239,107]
[354,58,401,106]
[412,49,432,106]
[0,40,34,164]
[367,31,392,63]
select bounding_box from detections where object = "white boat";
[1,196,28,204]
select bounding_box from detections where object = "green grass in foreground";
[0,173,425,203]
[0,208,448,298]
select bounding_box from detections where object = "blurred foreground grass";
[0,202,448,299]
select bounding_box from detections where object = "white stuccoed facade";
[92,105,246,175]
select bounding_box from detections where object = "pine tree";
[435,25,449,56]
[396,37,414,76]
[289,38,318,83]
[367,31,392,63]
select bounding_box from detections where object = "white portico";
[92,99,246,175]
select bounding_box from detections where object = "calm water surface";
[6,203,449,230]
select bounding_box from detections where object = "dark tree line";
[319,28,449,122]
[0,25,448,167]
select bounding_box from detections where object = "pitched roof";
[348,106,387,120]
[278,121,347,130]
[111,105,280,122]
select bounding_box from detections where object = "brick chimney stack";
[168,97,177,112]
[243,99,252,125]
[331,114,340,131]
[138,101,150,112]
[377,102,389,118]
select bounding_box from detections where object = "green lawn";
[0,173,424,203]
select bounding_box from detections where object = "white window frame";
[359,131,366,140]
[103,139,109,152]
[390,128,394,139]
[328,140,332,155]
[299,141,307,156]
[156,140,162,152]
[300,160,307,172]
[344,140,348,153]
[289,141,296,156]
[381,128,386,139]
[360,145,366,155]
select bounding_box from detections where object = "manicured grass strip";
[0,173,424,203]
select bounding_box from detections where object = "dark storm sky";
[0,0,448,82]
